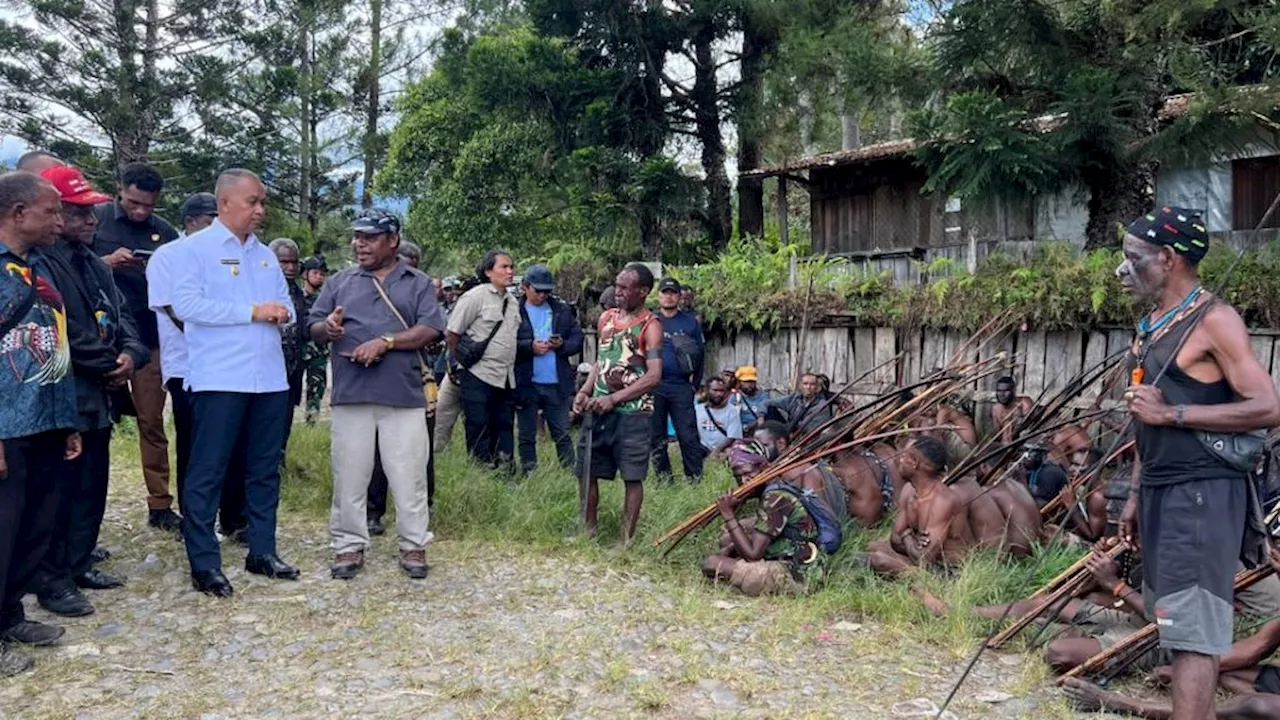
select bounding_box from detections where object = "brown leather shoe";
[399,549,429,580]
[331,551,364,580]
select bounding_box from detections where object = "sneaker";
[399,549,429,580]
[366,516,385,537]
[148,508,183,533]
[331,551,364,581]
[1,620,65,647]
[0,643,33,677]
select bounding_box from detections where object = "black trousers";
[170,379,247,533]
[183,392,289,573]
[459,371,514,468]
[369,411,436,519]
[516,383,574,474]
[649,381,705,481]
[0,431,66,631]
[165,378,192,509]
[37,426,112,594]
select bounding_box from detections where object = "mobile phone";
[133,249,155,258]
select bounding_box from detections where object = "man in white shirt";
[695,375,743,454]
[169,170,297,597]
[145,193,216,516]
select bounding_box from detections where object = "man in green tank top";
[573,263,663,546]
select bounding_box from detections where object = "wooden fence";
[581,323,1280,435]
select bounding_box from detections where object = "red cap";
[40,166,112,206]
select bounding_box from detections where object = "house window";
[1232,155,1280,230]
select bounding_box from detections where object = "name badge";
[221,258,241,276]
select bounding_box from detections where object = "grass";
[269,420,1084,657]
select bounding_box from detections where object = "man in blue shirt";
[169,169,298,598]
[0,172,83,675]
[650,277,706,483]
[514,264,583,475]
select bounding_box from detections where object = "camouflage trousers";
[303,342,329,423]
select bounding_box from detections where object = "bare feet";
[911,583,950,617]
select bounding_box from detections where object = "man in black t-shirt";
[1017,444,1069,508]
[92,162,180,532]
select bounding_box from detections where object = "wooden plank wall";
[578,326,1280,423]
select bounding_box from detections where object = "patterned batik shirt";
[753,488,828,586]
[0,248,77,439]
[591,308,658,414]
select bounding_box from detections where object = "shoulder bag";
[371,276,438,416]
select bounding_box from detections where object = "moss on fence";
[668,237,1280,334]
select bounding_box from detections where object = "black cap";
[180,192,217,220]
[658,277,681,293]
[523,264,555,292]
[351,207,401,235]
[301,256,328,272]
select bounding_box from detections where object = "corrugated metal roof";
[740,96,1201,180]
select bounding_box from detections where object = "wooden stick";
[652,426,936,550]
[792,269,816,391]
[1057,565,1276,683]
[1039,440,1135,521]
[987,539,1129,649]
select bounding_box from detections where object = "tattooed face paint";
[1117,234,1167,303]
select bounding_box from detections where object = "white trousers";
[330,404,432,554]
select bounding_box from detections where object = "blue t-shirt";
[525,301,557,384]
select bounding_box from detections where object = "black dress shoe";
[367,516,386,536]
[149,508,184,533]
[245,554,300,580]
[1,620,65,646]
[89,546,111,564]
[191,570,234,597]
[37,588,95,617]
[74,568,125,590]
[228,528,249,547]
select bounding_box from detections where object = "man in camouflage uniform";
[301,256,328,423]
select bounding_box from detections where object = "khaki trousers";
[433,374,462,453]
[330,404,432,555]
[132,347,172,510]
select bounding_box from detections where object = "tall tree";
[0,0,249,167]
[913,0,1280,249]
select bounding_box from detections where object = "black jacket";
[284,281,308,407]
[515,296,584,402]
[44,239,150,430]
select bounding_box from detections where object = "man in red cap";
[32,166,148,617]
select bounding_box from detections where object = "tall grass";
[273,422,1083,653]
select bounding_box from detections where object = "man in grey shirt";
[308,209,445,580]
[446,250,520,469]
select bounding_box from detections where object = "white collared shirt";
[169,219,294,394]
[146,235,188,385]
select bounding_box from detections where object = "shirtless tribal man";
[1115,206,1280,720]
[992,376,1034,444]
[866,436,975,576]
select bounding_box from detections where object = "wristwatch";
[381,334,396,350]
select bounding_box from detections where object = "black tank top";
[1133,303,1239,486]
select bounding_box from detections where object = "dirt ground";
[2,467,1128,720]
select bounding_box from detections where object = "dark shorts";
[577,412,651,483]
[1256,665,1280,695]
[1140,477,1245,656]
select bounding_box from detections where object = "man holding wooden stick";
[1117,206,1280,719]
[572,263,663,545]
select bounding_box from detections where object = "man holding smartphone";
[514,265,583,476]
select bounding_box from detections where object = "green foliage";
[380,25,702,264]
[677,240,1280,333]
